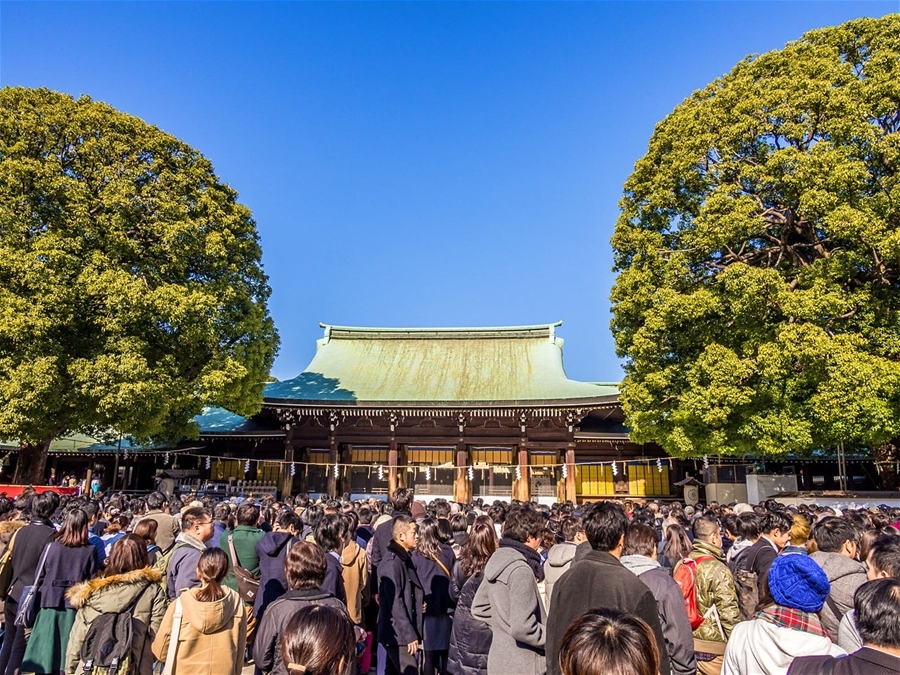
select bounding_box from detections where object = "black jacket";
[378,540,423,647]
[546,550,671,675]
[370,511,412,575]
[447,572,491,675]
[36,541,98,609]
[323,551,347,605]
[412,544,456,616]
[253,531,297,617]
[789,647,900,675]
[8,520,56,604]
[254,588,346,675]
[732,537,778,579]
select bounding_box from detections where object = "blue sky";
[1,1,896,384]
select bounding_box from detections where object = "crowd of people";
[0,485,898,675]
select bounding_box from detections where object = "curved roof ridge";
[319,321,563,340]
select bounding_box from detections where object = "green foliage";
[0,88,279,469]
[611,16,900,458]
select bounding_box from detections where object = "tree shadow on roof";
[264,372,357,401]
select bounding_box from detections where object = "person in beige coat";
[341,512,370,625]
[152,548,247,675]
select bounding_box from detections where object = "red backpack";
[673,555,715,630]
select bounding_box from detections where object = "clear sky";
[1,1,896,384]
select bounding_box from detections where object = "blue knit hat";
[767,554,831,612]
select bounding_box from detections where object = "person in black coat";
[315,513,347,605]
[253,511,299,619]
[254,542,347,675]
[370,488,414,576]
[448,516,498,675]
[732,510,792,601]
[546,502,670,675]
[21,506,98,675]
[378,515,424,675]
[0,490,59,675]
[412,518,456,675]
[789,578,900,675]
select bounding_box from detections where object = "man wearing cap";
[722,555,846,675]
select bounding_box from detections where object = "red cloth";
[754,605,829,638]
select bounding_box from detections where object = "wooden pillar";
[299,448,309,495]
[398,445,408,489]
[388,440,399,496]
[281,441,295,499]
[513,446,530,501]
[454,443,469,504]
[340,445,352,497]
[327,437,338,497]
[565,447,577,503]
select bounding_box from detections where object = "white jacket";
[722,617,846,675]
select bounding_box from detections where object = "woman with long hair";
[65,535,168,674]
[412,517,457,675]
[447,515,498,675]
[280,605,357,675]
[660,523,693,571]
[559,608,659,675]
[21,506,99,675]
[152,548,248,675]
[133,518,161,564]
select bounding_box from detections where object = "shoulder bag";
[0,527,22,599]
[227,533,259,603]
[15,541,51,628]
[161,597,183,675]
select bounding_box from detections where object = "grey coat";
[810,551,867,638]
[472,547,546,675]
[542,542,576,611]
[620,555,697,675]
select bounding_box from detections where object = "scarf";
[754,605,829,638]
[500,537,545,581]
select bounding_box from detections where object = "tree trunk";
[874,440,900,491]
[13,440,51,486]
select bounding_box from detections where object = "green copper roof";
[265,323,619,404]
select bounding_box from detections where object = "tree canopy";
[610,16,900,460]
[0,87,279,482]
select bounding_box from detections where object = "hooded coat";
[152,585,248,675]
[620,554,698,675]
[341,539,369,625]
[64,567,169,675]
[471,547,546,675]
[541,542,577,611]
[253,531,296,618]
[809,551,867,639]
[722,616,846,675]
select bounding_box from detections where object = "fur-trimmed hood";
[0,520,25,535]
[66,566,162,608]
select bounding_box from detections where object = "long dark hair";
[281,605,356,675]
[459,515,498,578]
[55,508,89,548]
[195,548,228,603]
[662,523,692,562]
[416,518,443,561]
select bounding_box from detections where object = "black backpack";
[79,583,152,675]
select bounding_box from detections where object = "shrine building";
[195,322,673,502]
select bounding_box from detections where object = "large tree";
[0,88,279,483]
[611,16,900,462]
